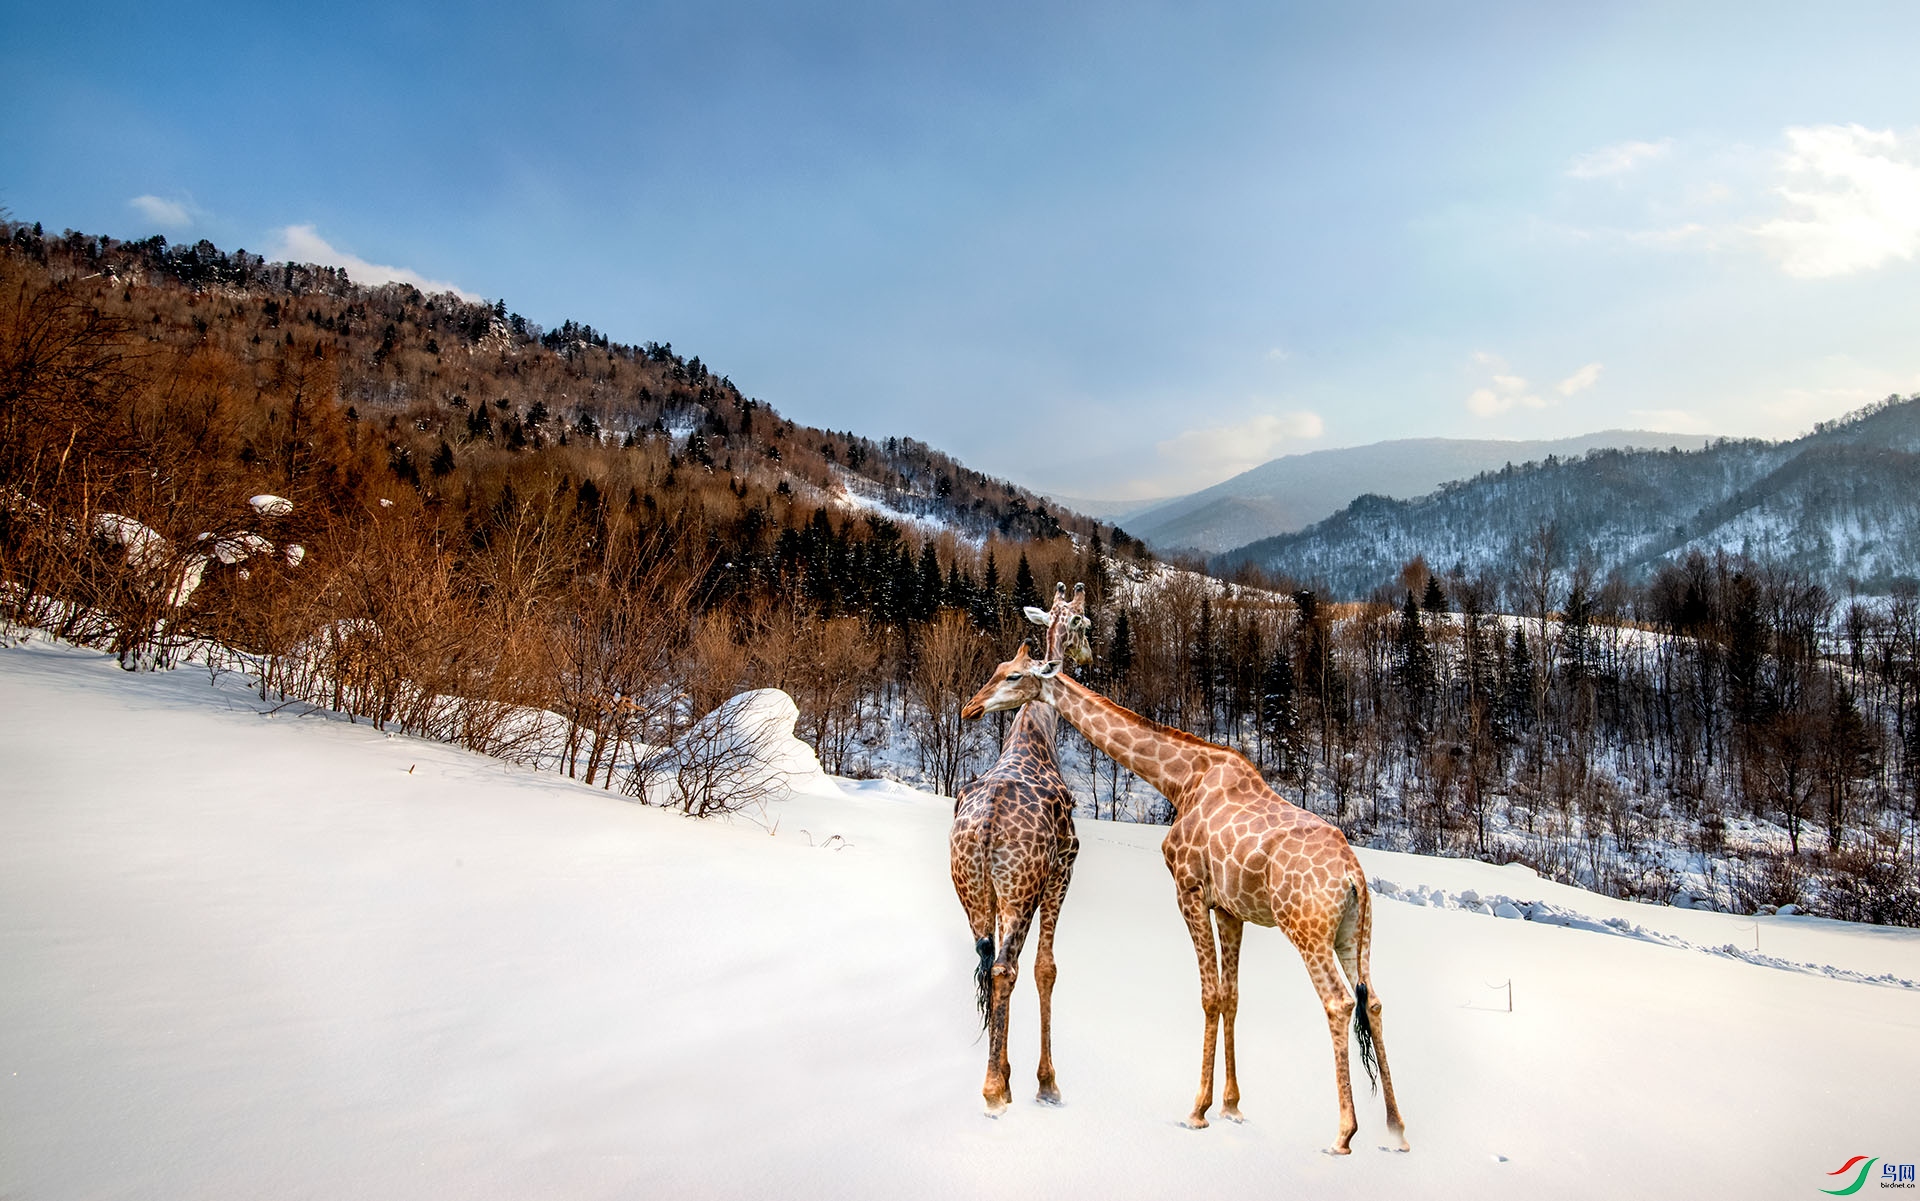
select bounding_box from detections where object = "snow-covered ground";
[3,637,1918,1200]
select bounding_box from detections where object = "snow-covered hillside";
[3,638,1916,1200]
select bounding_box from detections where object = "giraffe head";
[1024,581,1092,667]
[961,641,1061,720]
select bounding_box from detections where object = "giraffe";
[950,583,1092,1115]
[961,646,1409,1154]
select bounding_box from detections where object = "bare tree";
[631,691,795,819]
[907,610,991,795]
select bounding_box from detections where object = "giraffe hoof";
[1183,1115,1210,1130]
[1036,1085,1062,1106]
[1221,1105,1245,1124]
[1322,1144,1354,1157]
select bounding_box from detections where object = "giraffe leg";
[1364,986,1408,1150]
[1033,865,1071,1105]
[1215,911,1245,1123]
[1304,947,1359,1154]
[1176,890,1222,1129]
[983,907,1033,1117]
[1337,883,1408,1150]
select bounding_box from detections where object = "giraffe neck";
[1040,673,1206,808]
[1003,697,1060,764]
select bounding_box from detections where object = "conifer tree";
[1393,590,1433,740]
[1013,552,1040,614]
[974,551,1003,630]
[1502,625,1533,744]
[1260,645,1300,778]
[916,542,942,622]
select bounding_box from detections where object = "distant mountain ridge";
[1123,431,1716,554]
[1215,397,1920,597]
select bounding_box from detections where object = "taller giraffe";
[961,646,1409,1154]
[950,583,1091,1115]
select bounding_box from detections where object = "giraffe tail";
[1343,881,1379,1093]
[1352,980,1378,1092]
[973,935,995,1029]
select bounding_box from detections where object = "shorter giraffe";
[950,583,1091,1115]
[962,647,1408,1154]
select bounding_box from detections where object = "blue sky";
[5,2,1918,501]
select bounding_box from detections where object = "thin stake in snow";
[963,641,1410,1155]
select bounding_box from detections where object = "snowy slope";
[3,638,1918,1200]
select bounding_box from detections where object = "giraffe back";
[1161,749,1363,941]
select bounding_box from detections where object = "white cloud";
[129,195,191,229]
[1155,410,1324,478]
[1624,222,1710,246]
[1265,347,1291,362]
[1464,355,1602,416]
[1567,138,1674,179]
[1557,362,1604,396]
[1628,408,1713,434]
[1465,353,1545,416]
[267,224,475,299]
[1751,124,1920,278]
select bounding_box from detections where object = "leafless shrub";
[906,610,991,796]
[631,691,796,818]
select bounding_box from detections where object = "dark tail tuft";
[1352,981,1379,1093]
[974,935,995,1029]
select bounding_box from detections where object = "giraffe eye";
[1006,672,1024,681]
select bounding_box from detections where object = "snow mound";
[1370,877,1919,990]
[674,689,840,799]
[93,513,167,569]
[210,532,274,565]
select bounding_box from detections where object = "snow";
[3,636,1919,1200]
[819,466,983,544]
[210,531,275,565]
[92,512,167,570]
[249,494,294,518]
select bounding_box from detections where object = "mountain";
[1216,396,1920,596]
[1124,432,1716,554]
[1041,493,1170,523]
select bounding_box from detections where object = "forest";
[3,220,1916,926]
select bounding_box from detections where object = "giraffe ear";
[1034,659,1063,679]
[1023,606,1052,627]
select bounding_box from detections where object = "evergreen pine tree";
[1562,574,1594,683]
[916,542,942,621]
[1013,552,1041,614]
[975,551,1003,630]
[1393,590,1434,737]
[1192,596,1217,737]
[1502,625,1534,743]
[890,543,917,626]
[1111,609,1135,686]
[1260,646,1299,777]
[1084,528,1106,601]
